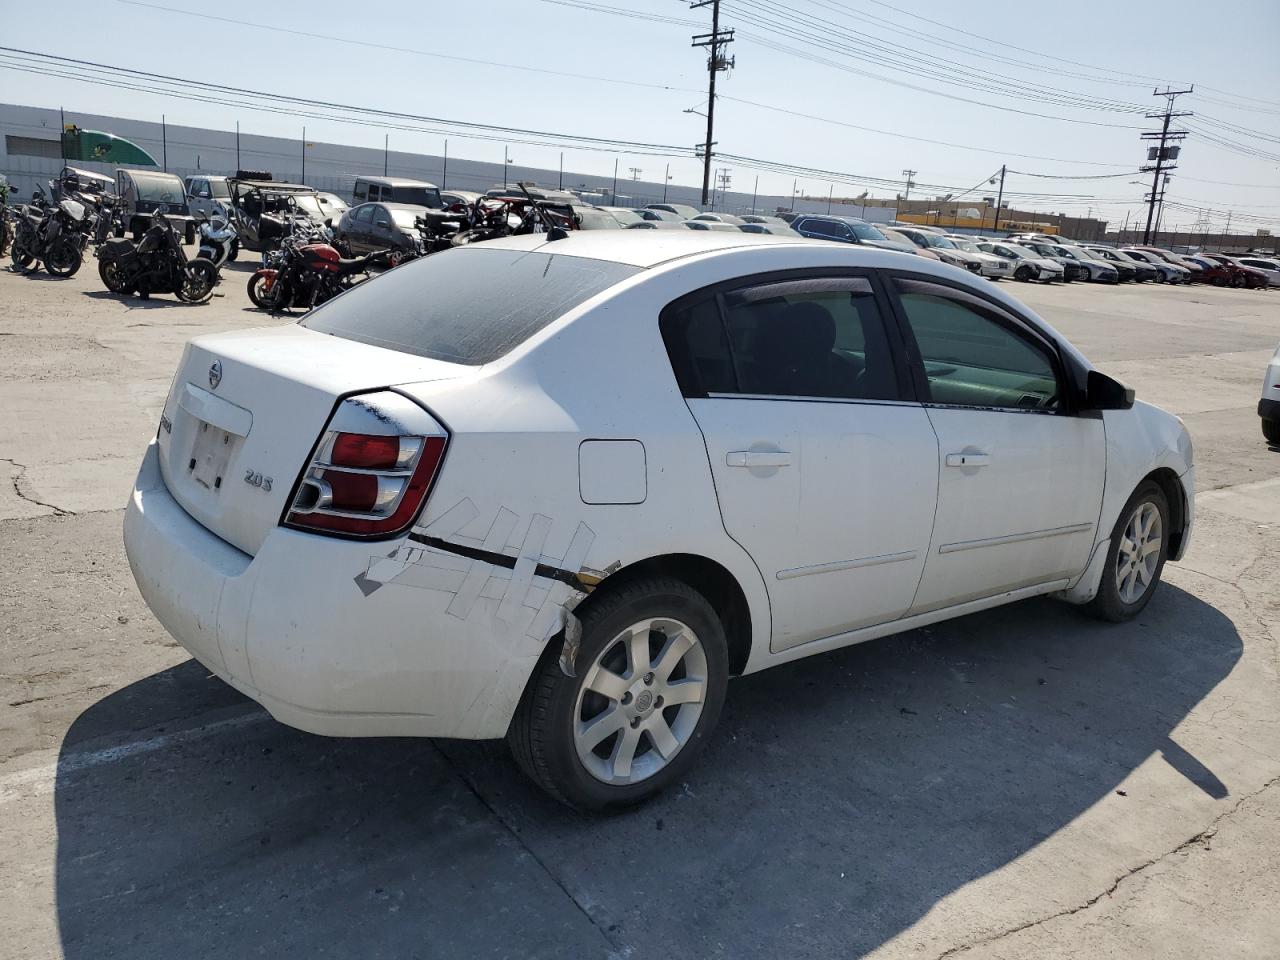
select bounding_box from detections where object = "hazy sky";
[2,0,1277,230]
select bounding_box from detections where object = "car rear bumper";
[124,441,541,740]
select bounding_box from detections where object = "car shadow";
[53,584,1240,958]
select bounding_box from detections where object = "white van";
[352,177,441,208]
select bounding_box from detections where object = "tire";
[1211,275,1227,287]
[1014,264,1034,282]
[10,240,35,272]
[43,238,82,277]
[1085,481,1171,622]
[98,258,128,293]
[451,227,504,247]
[508,576,729,811]
[1263,419,1280,445]
[177,260,217,304]
[1230,275,1245,288]
[228,239,239,262]
[247,271,274,308]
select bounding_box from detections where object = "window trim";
[882,271,1079,416]
[659,267,917,404]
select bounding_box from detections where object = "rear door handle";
[945,452,990,468]
[727,450,793,468]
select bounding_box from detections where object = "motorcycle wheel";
[44,238,82,278]
[247,271,277,308]
[177,260,217,304]
[10,241,35,272]
[0,223,10,257]
[98,258,129,293]
[228,239,239,263]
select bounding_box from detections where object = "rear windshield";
[300,247,642,365]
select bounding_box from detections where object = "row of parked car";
[767,213,1279,290]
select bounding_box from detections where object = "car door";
[886,275,1105,613]
[348,203,374,252]
[370,205,396,251]
[665,273,940,652]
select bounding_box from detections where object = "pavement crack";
[429,743,627,956]
[932,774,1280,959]
[1,457,74,516]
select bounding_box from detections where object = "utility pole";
[691,0,734,208]
[442,138,448,190]
[629,167,642,182]
[900,168,917,208]
[663,163,671,202]
[714,167,731,210]
[300,126,305,182]
[992,164,1006,233]
[750,174,758,214]
[384,134,389,177]
[503,145,510,189]
[559,152,564,190]
[827,183,834,214]
[235,121,240,171]
[611,158,619,204]
[161,115,167,172]
[1140,86,1192,244]
[1154,172,1171,240]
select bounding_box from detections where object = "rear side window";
[301,248,641,365]
[663,277,902,401]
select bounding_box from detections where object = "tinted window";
[392,186,443,208]
[894,280,1060,410]
[849,222,887,241]
[664,278,901,401]
[355,204,374,224]
[354,184,367,201]
[799,220,842,238]
[301,249,641,365]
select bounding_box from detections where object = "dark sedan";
[336,202,433,259]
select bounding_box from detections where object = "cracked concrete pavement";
[0,263,1277,959]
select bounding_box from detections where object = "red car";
[1199,254,1269,288]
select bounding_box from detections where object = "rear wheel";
[98,258,129,293]
[508,577,729,810]
[1263,419,1280,445]
[1086,482,1170,622]
[177,260,217,303]
[247,271,275,308]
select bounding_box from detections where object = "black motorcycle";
[0,181,15,257]
[9,187,90,277]
[97,210,217,303]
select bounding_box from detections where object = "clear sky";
[2,0,1277,231]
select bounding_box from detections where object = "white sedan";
[944,235,1015,279]
[125,231,1195,810]
[975,240,1065,282]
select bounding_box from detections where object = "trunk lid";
[156,324,467,555]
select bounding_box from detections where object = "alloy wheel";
[1115,501,1162,605]
[573,617,708,785]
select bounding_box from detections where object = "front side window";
[663,278,902,402]
[893,279,1061,410]
[355,204,374,224]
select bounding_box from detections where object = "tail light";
[284,391,448,538]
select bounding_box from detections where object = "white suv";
[124,232,1194,809]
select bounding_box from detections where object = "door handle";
[945,452,990,468]
[727,450,793,468]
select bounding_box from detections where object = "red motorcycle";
[247,232,386,312]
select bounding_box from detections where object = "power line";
[690,0,735,206]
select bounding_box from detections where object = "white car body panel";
[124,232,1195,741]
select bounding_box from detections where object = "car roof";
[357,176,438,187]
[374,202,432,213]
[794,213,870,225]
[479,229,812,267]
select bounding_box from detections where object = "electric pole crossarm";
[1140,87,1193,245]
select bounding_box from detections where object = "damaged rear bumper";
[124,440,562,739]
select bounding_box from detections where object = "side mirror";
[1085,370,1134,411]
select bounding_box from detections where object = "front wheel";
[44,237,82,277]
[1014,264,1034,282]
[508,577,729,811]
[177,259,217,303]
[1086,482,1170,622]
[1263,418,1280,445]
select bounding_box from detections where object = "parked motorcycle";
[96,209,218,303]
[0,179,15,257]
[9,186,91,277]
[449,184,578,247]
[195,208,238,271]
[246,225,385,312]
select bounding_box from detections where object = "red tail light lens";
[331,433,401,469]
[284,393,448,539]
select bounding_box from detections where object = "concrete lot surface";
[1,260,1277,959]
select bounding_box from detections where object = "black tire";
[247,271,274,308]
[1085,481,1171,623]
[177,260,217,304]
[508,576,729,811]
[1263,419,1280,445]
[43,237,82,277]
[1014,264,1034,282]
[98,258,129,293]
[1230,275,1245,288]
[228,239,239,262]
